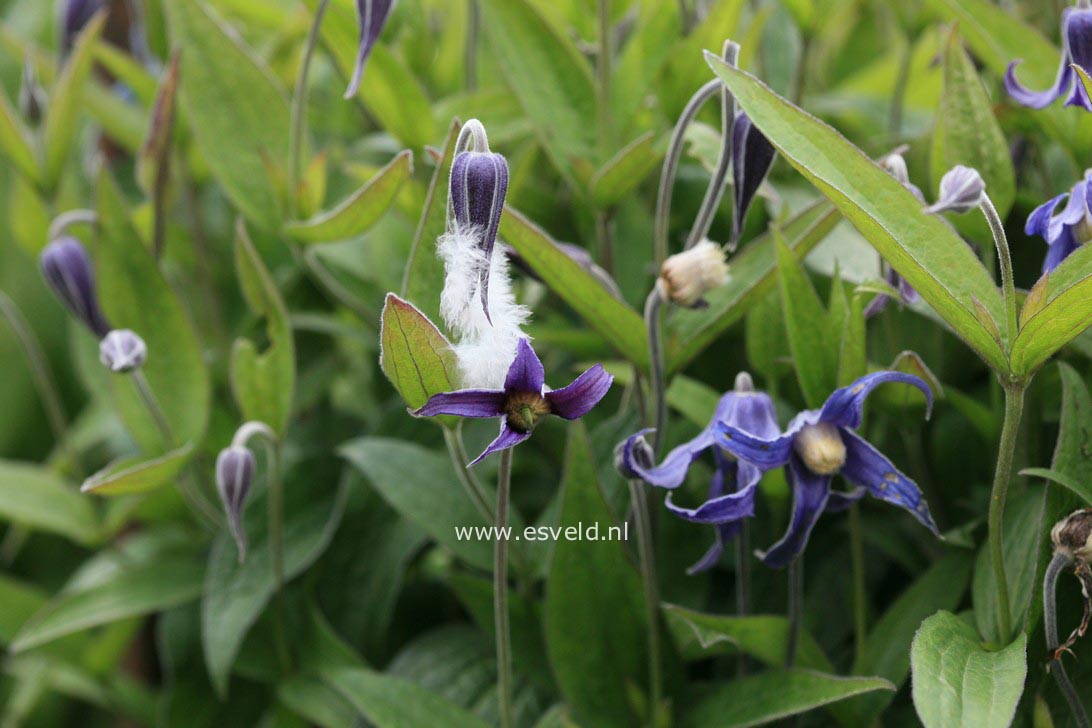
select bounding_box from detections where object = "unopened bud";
[793,422,846,476]
[731,112,776,243]
[99,329,147,372]
[39,236,112,338]
[1051,508,1092,563]
[616,430,656,480]
[925,165,985,215]
[344,0,395,98]
[658,240,729,308]
[216,446,255,562]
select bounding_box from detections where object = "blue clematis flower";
[715,372,941,568]
[414,338,613,465]
[1006,2,1092,111]
[616,373,779,573]
[344,0,395,99]
[1027,171,1092,273]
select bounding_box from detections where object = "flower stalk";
[629,480,663,719]
[494,448,514,728]
[987,381,1025,642]
[979,192,1019,343]
[289,0,331,218]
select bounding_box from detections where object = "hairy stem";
[644,288,667,455]
[735,520,751,676]
[289,0,331,217]
[686,42,738,251]
[630,481,663,720]
[980,194,1018,344]
[444,424,495,522]
[988,382,1025,642]
[494,448,514,728]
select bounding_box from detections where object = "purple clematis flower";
[40,236,112,338]
[1006,3,1092,111]
[715,371,941,568]
[731,112,776,246]
[1027,171,1092,273]
[414,338,613,465]
[616,373,779,573]
[343,0,395,99]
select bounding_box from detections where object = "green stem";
[644,288,667,454]
[687,42,738,252]
[848,503,867,665]
[980,194,1018,343]
[494,448,514,728]
[0,290,81,474]
[629,481,663,722]
[466,0,480,91]
[792,33,810,106]
[786,557,803,668]
[988,382,1025,642]
[888,34,911,139]
[444,424,494,523]
[289,0,331,217]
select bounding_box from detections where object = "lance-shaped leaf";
[379,293,458,428]
[231,220,295,435]
[706,54,1009,373]
[910,611,1027,727]
[285,150,413,243]
[590,132,662,208]
[81,444,195,497]
[500,208,648,368]
[1010,244,1092,376]
[664,606,832,670]
[0,461,99,545]
[322,667,489,728]
[0,88,38,183]
[136,52,181,198]
[167,0,291,230]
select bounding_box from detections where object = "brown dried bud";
[1051,508,1092,562]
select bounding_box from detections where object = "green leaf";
[379,293,459,421]
[925,0,1092,160]
[1020,467,1092,507]
[930,28,1015,221]
[706,55,1009,373]
[831,553,975,725]
[0,461,99,545]
[1010,244,1092,376]
[664,605,832,671]
[231,220,295,436]
[590,132,662,208]
[666,199,840,370]
[665,376,722,428]
[776,232,837,408]
[339,438,493,570]
[478,0,597,183]
[94,169,210,452]
[322,667,489,728]
[285,150,413,243]
[10,557,204,653]
[501,207,648,368]
[545,422,646,728]
[0,88,39,183]
[910,611,1027,728]
[402,119,461,325]
[166,0,291,229]
[80,444,194,497]
[202,467,346,696]
[41,13,105,191]
[837,293,867,387]
[680,669,894,728]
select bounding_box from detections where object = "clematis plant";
[413,337,613,465]
[714,371,941,568]
[344,0,395,98]
[1026,170,1092,273]
[864,152,923,318]
[1005,0,1092,111]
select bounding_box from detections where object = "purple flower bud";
[60,0,105,55]
[343,0,395,99]
[450,149,509,319]
[731,111,776,244]
[216,446,255,562]
[615,429,656,480]
[39,237,112,338]
[925,165,985,215]
[99,329,147,372]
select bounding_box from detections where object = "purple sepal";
[817,371,933,430]
[1043,227,1081,273]
[39,237,112,338]
[547,364,614,420]
[344,0,395,98]
[758,455,832,569]
[413,389,505,418]
[840,429,941,535]
[469,423,530,466]
[504,338,545,393]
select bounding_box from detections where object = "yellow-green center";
[505,391,551,433]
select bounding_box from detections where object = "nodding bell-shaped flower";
[1052,508,1092,563]
[450,144,510,319]
[99,329,147,373]
[413,338,613,465]
[216,446,255,562]
[657,240,729,308]
[925,165,986,215]
[731,112,776,245]
[39,237,112,338]
[1027,171,1092,273]
[715,372,941,568]
[343,0,395,99]
[1006,2,1092,111]
[60,0,105,55]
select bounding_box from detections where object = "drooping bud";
[60,0,105,55]
[731,111,776,244]
[39,237,112,338]
[19,61,46,123]
[1051,508,1092,563]
[658,240,729,308]
[793,422,846,476]
[99,329,147,372]
[343,0,395,99]
[450,146,509,319]
[615,429,657,480]
[925,165,985,215]
[216,446,255,562]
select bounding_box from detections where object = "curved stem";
[786,557,804,668]
[48,209,97,241]
[644,288,667,455]
[629,481,663,720]
[0,290,81,474]
[988,382,1025,642]
[980,194,1018,343]
[1044,551,1090,728]
[848,503,867,665]
[289,0,332,218]
[444,424,494,523]
[494,448,514,728]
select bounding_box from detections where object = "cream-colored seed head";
[793,422,846,476]
[659,240,729,308]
